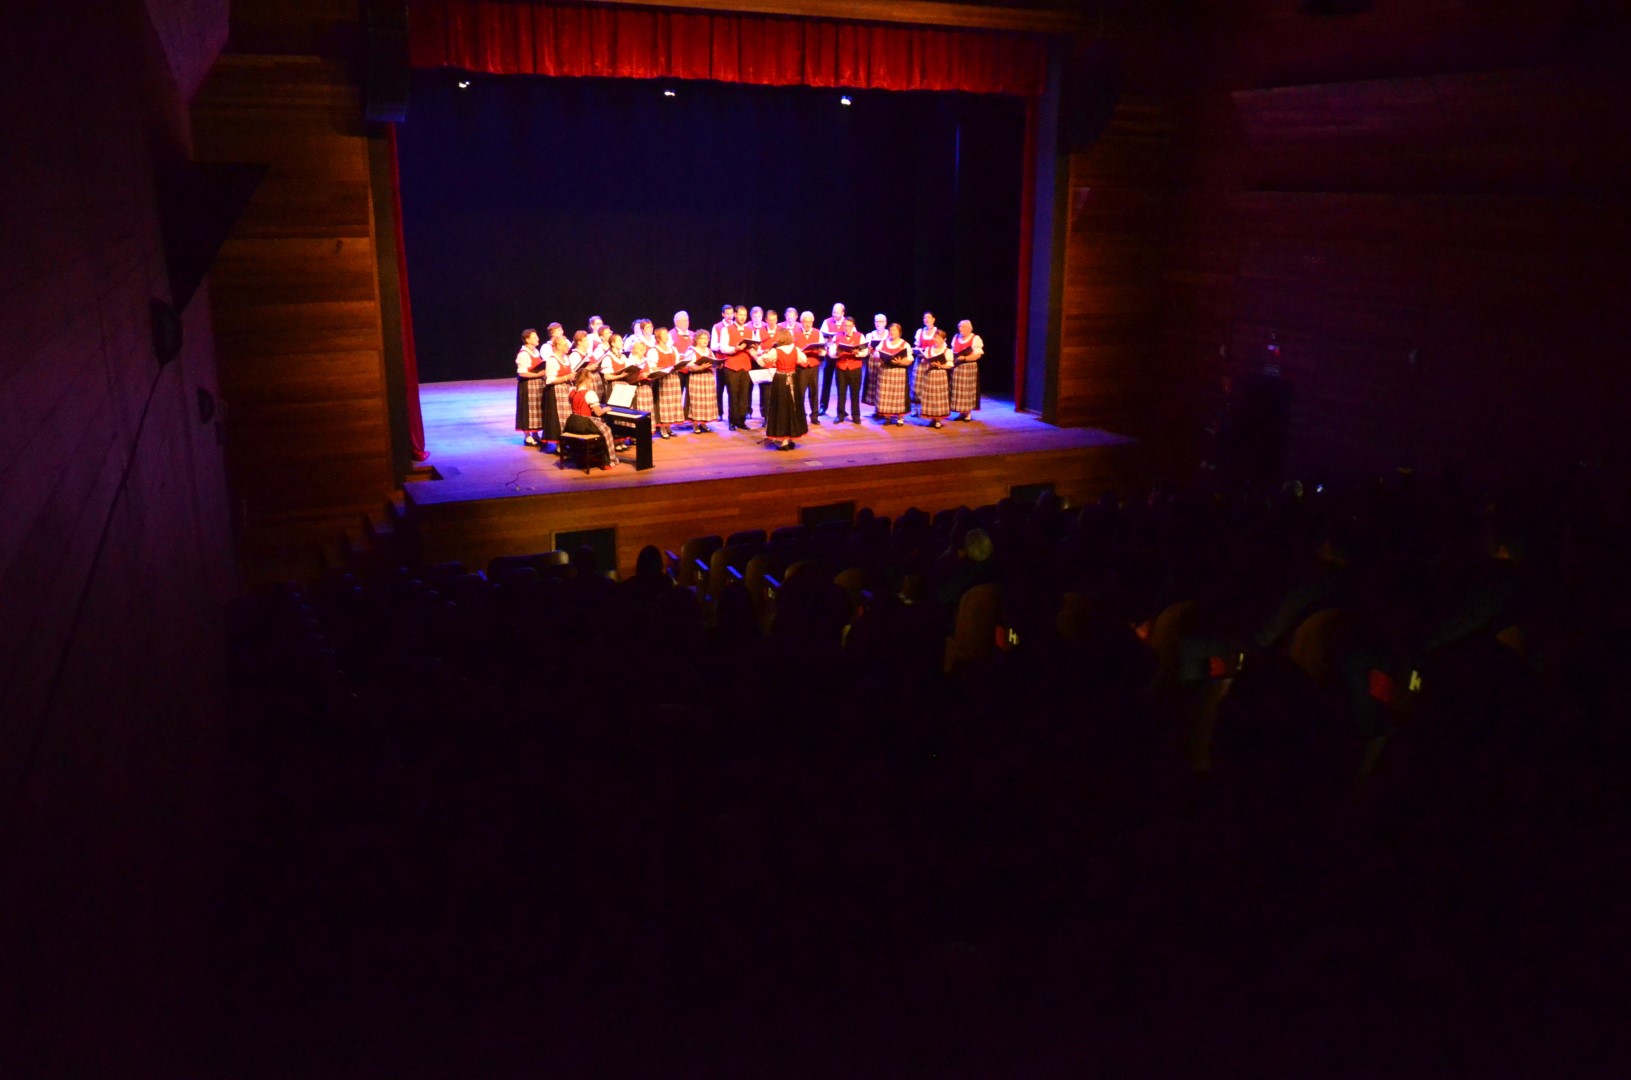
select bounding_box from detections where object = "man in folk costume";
[742,305,770,422]
[683,328,722,433]
[819,301,847,418]
[540,334,576,451]
[949,319,984,422]
[759,308,783,422]
[515,328,547,446]
[863,312,888,410]
[831,317,867,424]
[792,310,824,424]
[759,327,807,451]
[916,327,953,428]
[716,304,757,431]
[670,310,696,356]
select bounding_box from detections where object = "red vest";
[820,316,845,338]
[671,329,694,354]
[835,331,866,370]
[773,344,800,374]
[723,323,754,371]
[915,326,938,350]
[653,344,678,371]
[570,388,592,416]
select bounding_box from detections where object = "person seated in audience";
[932,526,995,617]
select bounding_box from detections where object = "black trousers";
[819,356,840,411]
[723,368,754,427]
[833,367,862,420]
[794,366,820,419]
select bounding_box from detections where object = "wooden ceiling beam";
[580,0,1088,35]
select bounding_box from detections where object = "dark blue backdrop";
[397,69,1024,392]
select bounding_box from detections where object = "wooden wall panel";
[1054,2,1631,482]
[1053,101,1176,446]
[0,0,235,1072]
[192,28,400,583]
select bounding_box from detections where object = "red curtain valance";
[409,0,1048,96]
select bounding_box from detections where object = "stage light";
[840,95,852,106]
[457,79,471,89]
[663,89,677,98]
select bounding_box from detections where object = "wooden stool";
[558,431,607,473]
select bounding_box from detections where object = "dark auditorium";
[6,0,1631,1075]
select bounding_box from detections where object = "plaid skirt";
[632,382,655,414]
[685,369,720,422]
[652,372,685,424]
[916,365,951,418]
[588,369,607,399]
[515,376,545,431]
[950,362,979,413]
[875,364,910,414]
[862,354,882,405]
[542,382,572,439]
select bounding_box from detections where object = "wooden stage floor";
[406,379,1140,573]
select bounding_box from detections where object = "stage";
[403,379,1140,574]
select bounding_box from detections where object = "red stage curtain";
[410,0,1047,97]
[387,124,429,462]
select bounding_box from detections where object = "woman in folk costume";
[915,327,953,429]
[539,334,576,451]
[759,327,807,451]
[862,312,889,409]
[873,322,914,426]
[911,311,939,411]
[647,329,686,439]
[682,329,722,433]
[564,364,620,469]
[515,328,548,446]
[630,333,664,417]
[949,319,984,422]
[567,329,603,399]
[600,334,644,449]
[626,317,657,356]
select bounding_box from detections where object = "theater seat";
[1287,607,1348,685]
[944,582,1001,673]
